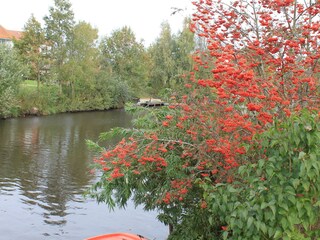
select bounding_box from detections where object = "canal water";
[0,110,168,240]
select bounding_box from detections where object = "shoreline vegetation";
[2,79,168,120]
[4,80,124,119]
[1,7,194,120]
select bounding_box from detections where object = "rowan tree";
[88,0,320,239]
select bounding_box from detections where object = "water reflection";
[0,110,168,240]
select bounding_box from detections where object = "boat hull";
[85,232,148,240]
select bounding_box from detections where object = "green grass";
[20,80,38,89]
[18,80,63,115]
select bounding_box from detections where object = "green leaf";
[274,230,282,239]
[291,179,300,189]
[261,202,268,209]
[296,201,304,218]
[293,135,300,146]
[268,227,275,237]
[302,220,309,231]
[264,210,274,221]
[269,204,276,216]
[222,231,228,240]
[281,218,288,230]
[229,217,235,228]
[227,186,238,193]
[310,153,317,162]
[302,181,310,192]
[260,222,267,234]
[299,163,306,177]
[258,159,265,169]
[241,208,248,220]
[238,165,246,175]
[247,216,254,228]
[254,221,261,231]
[266,167,274,176]
[305,202,312,218]
[288,214,300,225]
[307,133,313,146]
[298,151,306,160]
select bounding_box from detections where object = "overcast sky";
[0,0,194,46]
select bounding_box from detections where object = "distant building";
[0,25,23,46]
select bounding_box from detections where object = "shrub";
[87,0,320,239]
[203,110,320,239]
[0,44,27,118]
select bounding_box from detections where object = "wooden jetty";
[136,98,168,107]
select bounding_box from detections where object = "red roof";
[0,25,23,40]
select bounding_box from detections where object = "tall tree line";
[4,0,196,117]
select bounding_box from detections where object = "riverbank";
[0,105,124,120]
[2,79,169,120]
[1,79,128,120]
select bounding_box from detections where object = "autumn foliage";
[89,0,320,239]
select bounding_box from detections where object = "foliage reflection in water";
[0,110,168,240]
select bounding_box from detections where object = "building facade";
[0,25,22,46]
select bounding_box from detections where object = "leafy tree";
[43,0,75,92]
[88,0,320,239]
[60,21,99,102]
[14,14,46,91]
[172,18,195,87]
[171,18,196,89]
[148,22,176,93]
[99,26,149,97]
[0,45,27,118]
[148,19,196,95]
[93,72,130,110]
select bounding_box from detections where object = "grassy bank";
[18,80,64,116]
[16,80,120,117]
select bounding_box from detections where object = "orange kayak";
[85,232,148,240]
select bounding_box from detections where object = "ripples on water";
[0,111,168,240]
